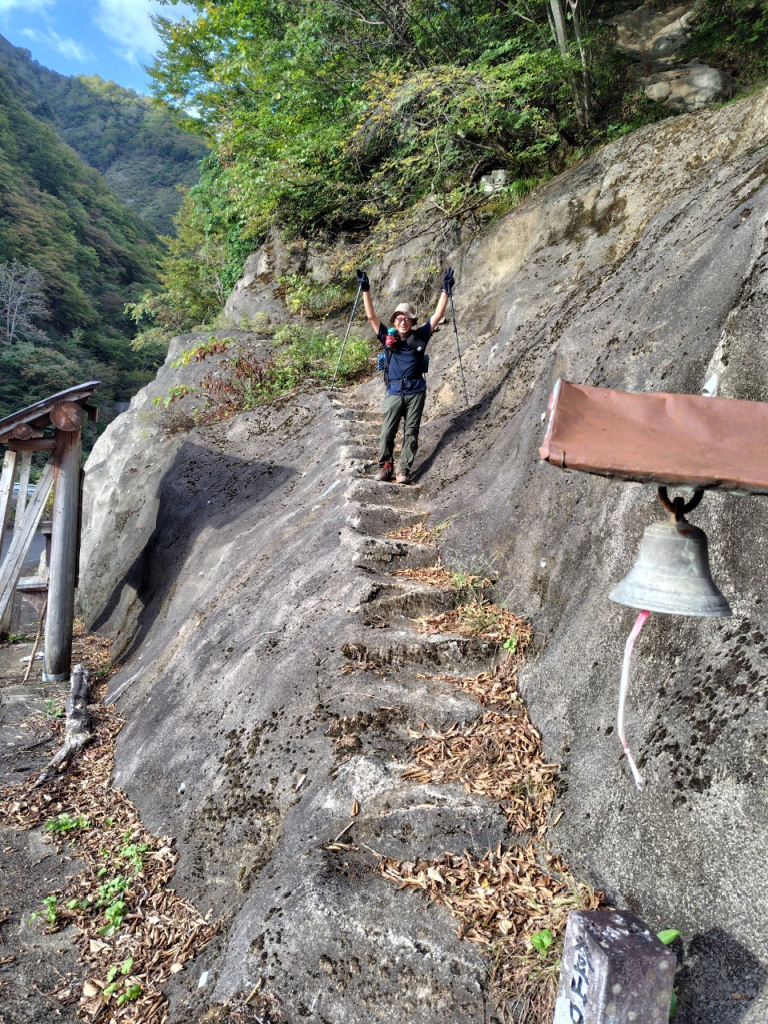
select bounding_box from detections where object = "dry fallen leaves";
[0,622,217,1024]
[379,844,602,1023]
[392,561,492,593]
[414,603,530,645]
[375,611,604,1024]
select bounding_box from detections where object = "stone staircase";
[326,390,503,769]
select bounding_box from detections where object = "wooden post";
[43,429,81,682]
[0,458,54,628]
[13,452,31,535]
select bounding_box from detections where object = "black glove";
[442,267,455,293]
[356,269,370,292]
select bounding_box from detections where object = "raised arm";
[357,269,381,335]
[430,267,455,331]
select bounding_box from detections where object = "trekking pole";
[330,283,363,390]
[448,285,469,407]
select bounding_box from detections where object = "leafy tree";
[0,260,48,345]
[145,0,630,252]
[126,188,228,352]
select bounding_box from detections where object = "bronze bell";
[609,489,731,617]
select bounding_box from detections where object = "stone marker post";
[553,910,676,1024]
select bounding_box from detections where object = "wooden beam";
[8,438,57,452]
[1,451,32,633]
[0,458,54,630]
[84,403,100,424]
[0,426,44,443]
[13,452,31,535]
[0,380,99,439]
[0,449,18,542]
[44,430,81,681]
[51,401,85,432]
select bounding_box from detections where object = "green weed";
[43,698,64,719]
[503,634,518,655]
[45,812,91,834]
[102,958,141,1005]
[97,875,131,935]
[530,928,554,955]
[657,930,681,1019]
[120,841,149,875]
[2,631,34,644]
[30,894,59,929]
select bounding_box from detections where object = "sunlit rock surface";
[80,87,768,1023]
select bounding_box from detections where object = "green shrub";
[159,326,371,422]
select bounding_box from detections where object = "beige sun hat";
[391,302,417,323]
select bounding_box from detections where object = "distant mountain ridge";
[0,50,168,426]
[0,33,207,236]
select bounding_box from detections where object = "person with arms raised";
[357,267,454,484]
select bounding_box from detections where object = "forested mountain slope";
[0,59,165,422]
[0,34,207,236]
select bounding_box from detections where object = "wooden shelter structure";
[0,382,99,681]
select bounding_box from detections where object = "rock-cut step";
[361,579,454,619]
[341,426,381,445]
[340,527,437,572]
[350,632,501,675]
[346,504,426,536]
[346,478,423,509]
[333,407,381,424]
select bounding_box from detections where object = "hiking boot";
[376,461,393,481]
[395,469,411,484]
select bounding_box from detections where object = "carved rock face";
[79,88,768,1023]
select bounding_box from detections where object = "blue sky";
[0,0,194,95]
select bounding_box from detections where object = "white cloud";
[20,27,93,62]
[0,0,52,12]
[94,0,194,67]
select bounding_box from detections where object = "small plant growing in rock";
[45,812,91,834]
[97,875,131,935]
[657,930,681,1018]
[119,840,149,874]
[43,698,64,719]
[30,894,59,929]
[503,633,518,655]
[102,958,142,1006]
[530,928,554,955]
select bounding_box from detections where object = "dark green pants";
[378,390,426,473]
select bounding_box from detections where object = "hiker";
[357,267,455,484]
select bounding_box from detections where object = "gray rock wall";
[79,87,768,1022]
[416,88,768,1021]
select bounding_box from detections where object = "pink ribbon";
[618,610,650,791]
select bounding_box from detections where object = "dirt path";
[0,642,82,1023]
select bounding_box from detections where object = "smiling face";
[393,313,413,339]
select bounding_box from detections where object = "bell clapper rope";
[618,609,650,791]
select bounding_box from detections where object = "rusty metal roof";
[0,382,100,440]
[540,380,768,495]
